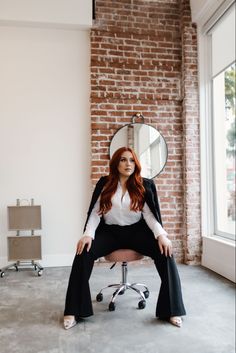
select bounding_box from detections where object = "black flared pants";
[64,219,186,318]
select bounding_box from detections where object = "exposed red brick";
[90,0,201,264]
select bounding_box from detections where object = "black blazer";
[83,176,163,233]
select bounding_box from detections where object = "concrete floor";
[0,262,235,353]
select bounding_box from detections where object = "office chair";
[96,249,149,311]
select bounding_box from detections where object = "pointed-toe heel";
[169,317,182,328]
[63,317,78,330]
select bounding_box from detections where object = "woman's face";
[117,151,135,178]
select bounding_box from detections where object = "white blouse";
[83,182,168,239]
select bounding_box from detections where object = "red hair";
[99,147,145,214]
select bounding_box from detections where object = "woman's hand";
[76,236,93,255]
[158,234,173,257]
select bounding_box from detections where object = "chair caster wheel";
[118,290,125,295]
[144,290,149,299]
[108,302,116,311]
[138,300,146,309]
[96,293,103,302]
[0,271,5,278]
[38,270,43,276]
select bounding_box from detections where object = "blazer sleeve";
[150,179,163,226]
[143,178,163,226]
[83,176,108,232]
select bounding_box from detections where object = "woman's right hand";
[76,236,93,255]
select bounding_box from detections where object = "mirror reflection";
[110,123,168,179]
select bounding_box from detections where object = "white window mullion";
[200,33,215,238]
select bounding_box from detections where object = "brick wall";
[90,0,201,264]
[180,0,201,264]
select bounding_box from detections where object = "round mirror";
[110,123,168,179]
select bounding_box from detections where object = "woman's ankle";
[64,315,75,319]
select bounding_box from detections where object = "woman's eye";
[120,158,134,162]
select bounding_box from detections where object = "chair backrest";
[105,249,143,262]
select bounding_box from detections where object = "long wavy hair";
[99,147,145,214]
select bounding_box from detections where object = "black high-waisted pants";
[64,219,186,318]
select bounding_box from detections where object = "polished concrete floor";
[0,262,235,353]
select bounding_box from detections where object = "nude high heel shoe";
[169,316,182,328]
[63,316,78,330]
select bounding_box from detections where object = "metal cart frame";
[0,199,44,278]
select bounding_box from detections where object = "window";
[210,4,235,240]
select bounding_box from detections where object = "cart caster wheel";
[14,265,19,272]
[138,300,146,309]
[96,293,103,302]
[143,290,149,299]
[38,270,43,276]
[108,302,116,311]
[0,271,5,278]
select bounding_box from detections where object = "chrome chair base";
[96,261,149,311]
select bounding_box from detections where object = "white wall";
[0,25,91,268]
[0,0,92,28]
[202,236,235,282]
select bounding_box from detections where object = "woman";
[64,147,186,329]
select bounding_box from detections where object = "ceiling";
[190,0,226,23]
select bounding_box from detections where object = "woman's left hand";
[158,235,173,257]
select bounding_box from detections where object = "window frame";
[201,5,236,243]
[211,63,236,241]
[199,2,236,282]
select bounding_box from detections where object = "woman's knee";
[72,249,96,265]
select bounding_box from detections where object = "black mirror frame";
[109,122,168,179]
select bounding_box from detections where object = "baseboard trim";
[0,254,74,269]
